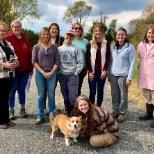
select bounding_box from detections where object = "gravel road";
[0,75,154,154]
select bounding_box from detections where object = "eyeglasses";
[74,27,82,30]
[13,26,21,28]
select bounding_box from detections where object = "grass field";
[128,57,145,109]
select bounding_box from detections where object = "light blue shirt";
[108,42,136,80]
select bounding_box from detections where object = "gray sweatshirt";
[58,44,83,76]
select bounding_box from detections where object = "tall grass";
[133,57,139,78]
[128,57,145,109]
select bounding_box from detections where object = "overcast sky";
[22,0,150,35]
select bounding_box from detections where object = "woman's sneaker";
[10,110,15,120]
[117,114,125,123]
[34,118,45,125]
[111,112,119,118]
[0,124,8,129]
[20,108,28,118]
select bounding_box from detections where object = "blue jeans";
[8,72,29,109]
[88,69,106,107]
[35,70,56,119]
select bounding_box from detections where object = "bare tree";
[63,1,92,26]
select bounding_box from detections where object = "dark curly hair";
[73,95,95,137]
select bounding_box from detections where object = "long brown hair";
[73,95,95,137]
[143,24,154,43]
[49,23,60,46]
[90,24,104,49]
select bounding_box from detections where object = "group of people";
[0,19,154,148]
[0,20,32,129]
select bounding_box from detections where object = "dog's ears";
[78,116,82,120]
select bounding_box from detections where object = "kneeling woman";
[73,95,120,147]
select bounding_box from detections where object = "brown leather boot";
[138,103,153,120]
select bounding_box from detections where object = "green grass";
[133,57,139,78]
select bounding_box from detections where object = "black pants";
[78,68,87,96]
[0,77,13,124]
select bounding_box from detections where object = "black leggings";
[0,77,13,124]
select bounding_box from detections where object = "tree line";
[1,0,153,48]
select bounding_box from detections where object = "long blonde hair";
[0,21,8,32]
[91,24,104,49]
[38,27,51,46]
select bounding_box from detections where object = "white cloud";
[22,1,146,35]
[82,10,142,34]
[108,11,142,25]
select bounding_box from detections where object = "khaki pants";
[143,89,154,105]
[89,132,118,148]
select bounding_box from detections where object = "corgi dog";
[50,114,82,146]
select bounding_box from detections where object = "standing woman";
[43,23,61,114]
[108,28,136,123]
[72,23,88,95]
[138,25,154,128]
[49,23,60,46]
[5,20,33,120]
[58,29,83,116]
[0,21,18,129]
[87,24,110,107]
[32,27,59,125]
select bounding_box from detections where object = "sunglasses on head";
[74,27,82,30]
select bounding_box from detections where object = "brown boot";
[117,114,125,123]
[20,108,28,118]
[0,124,8,129]
[111,112,119,118]
[138,103,153,120]
[10,109,15,120]
[34,118,45,125]
[7,122,16,127]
